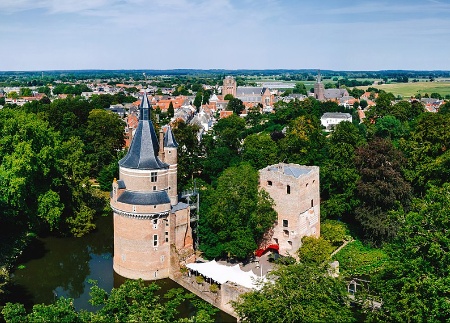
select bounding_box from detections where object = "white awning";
[186,260,265,290]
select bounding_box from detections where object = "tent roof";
[186,260,265,290]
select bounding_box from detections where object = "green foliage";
[84,109,126,176]
[233,263,355,323]
[227,97,245,115]
[37,190,64,230]
[66,205,96,237]
[354,138,412,245]
[241,133,279,170]
[332,240,387,276]
[374,115,404,139]
[370,184,450,322]
[297,236,334,265]
[168,101,174,117]
[199,163,277,260]
[278,115,325,165]
[19,87,33,97]
[293,82,307,95]
[320,220,349,245]
[223,93,234,100]
[209,283,219,293]
[2,279,215,323]
[195,275,205,284]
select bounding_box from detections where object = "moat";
[6,214,235,322]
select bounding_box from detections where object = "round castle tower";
[111,93,193,280]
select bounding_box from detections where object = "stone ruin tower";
[259,163,320,255]
[111,92,194,280]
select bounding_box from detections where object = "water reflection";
[9,215,113,311]
[7,214,236,322]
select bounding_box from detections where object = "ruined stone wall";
[259,164,320,255]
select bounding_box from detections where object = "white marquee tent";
[186,260,266,290]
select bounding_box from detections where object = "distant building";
[321,112,352,132]
[222,76,274,108]
[314,71,325,101]
[314,70,349,101]
[259,163,320,256]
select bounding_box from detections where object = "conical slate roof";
[164,125,178,148]
[119,93,168,170]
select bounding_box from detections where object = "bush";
[196,275,205,284]
[209,284,219,293]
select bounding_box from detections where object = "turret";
[164,125,178,205]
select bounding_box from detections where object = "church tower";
[222,76,237,97]
[111,92,194,280]
[314,70,325,101]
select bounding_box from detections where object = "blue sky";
[1,0,450,71]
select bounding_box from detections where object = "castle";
[259,163,320,255]
[110,92,194,280]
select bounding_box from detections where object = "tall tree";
[354,138,412,245]
[199,163,276,260]
[233,263,355,323]
[227,98,245,115]
[370,184,450,322]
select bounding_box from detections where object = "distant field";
[356,81,450,98]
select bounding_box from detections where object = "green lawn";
[357,81,450,98]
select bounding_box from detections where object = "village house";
[321,112,353,132]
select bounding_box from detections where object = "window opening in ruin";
[283,230,289,237]
[267,180,272,186]
[288,240,292,246]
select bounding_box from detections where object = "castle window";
[165,219,169,226]
[274,238,278,244]
[168,150,171,154]
[287,185,291,194]
[306,183,309,187]
[160,255,165,262]
[151,172,157,182]
[153,219,158,229]
[288,240,292,246]
[165,231,169,242]
[283,219,289,227]
[267,181,272,186]
[133,205,136,212]
[311,199,314,207]
[153,234,158,247]
[153,186,157,191]
[283,230,289,237]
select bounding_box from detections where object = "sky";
[1,0,450,71]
